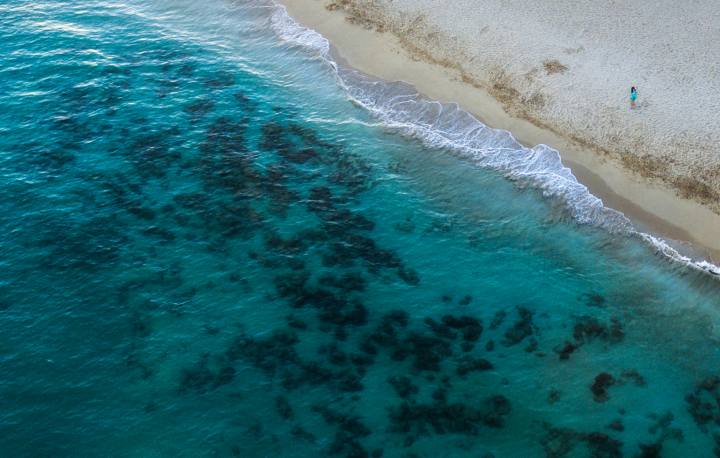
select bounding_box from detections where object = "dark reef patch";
[275,395,294,420]
[458,295,473,306]
[313,405,372,457]
[184,98,215,120]
[456,357,493,376]
[291,425,317,443]
[686,376,720,433]
[554,341,579,361]
[540,424,623,458]
[489,310,506,330]
[204,71,236,88]
[388,395,511,437]
[553,315,625,361]
[225,330,300,374]
[224,329,366,393]
[442,315,483,342]
[319,272,368,292]
[388,375,419,399]
[581,292,606,307]
[572,316,624,345]
[179,354,235,393]
[502,306,536,346]
[591,372,616,402]
[397,332,453,372]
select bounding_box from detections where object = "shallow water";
[1,1,720,457]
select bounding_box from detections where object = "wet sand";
[278,0,720,263]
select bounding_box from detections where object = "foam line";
[267,1,720,277]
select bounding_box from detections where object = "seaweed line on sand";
[266,0,720,278]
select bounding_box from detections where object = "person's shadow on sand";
[632,99,650,111]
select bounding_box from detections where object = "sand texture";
[325,0,720,213]
[279,0,720,260]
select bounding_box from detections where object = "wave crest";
[269,6,329,56]
[268,2,719,277]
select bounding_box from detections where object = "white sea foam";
[267,2,720,277]
[269,5,330,57]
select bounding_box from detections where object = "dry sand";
[278,0,720,262]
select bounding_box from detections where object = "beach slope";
[279,0,720,260]
[325,0,720,211]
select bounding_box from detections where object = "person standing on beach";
[630,86,638,108]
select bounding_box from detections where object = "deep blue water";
[1,1,720,457]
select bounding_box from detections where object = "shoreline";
[278,0,720,263]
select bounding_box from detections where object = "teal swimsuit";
[630,91,637,101]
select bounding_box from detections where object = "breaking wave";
[267,2,719,277]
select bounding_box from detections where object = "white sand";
[329,0,720,212]
[278,0,720,261]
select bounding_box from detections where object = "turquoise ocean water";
[1,0,720,456]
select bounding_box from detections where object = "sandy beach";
[8,1,720,455]
[279,0,720,262]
